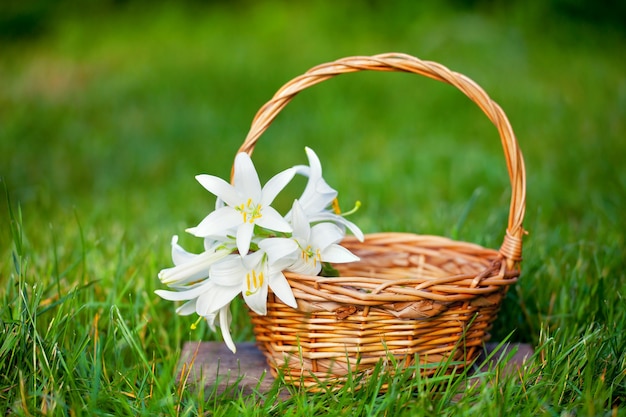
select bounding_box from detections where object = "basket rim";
[234,53,526,267]
[274,232,517,305]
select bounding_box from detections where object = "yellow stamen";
[301,245,319,265]
[190,316,203,330]
[332,198,341,214]
[341,200,362,217]
[245,270,264,296]
[236,199,263,224]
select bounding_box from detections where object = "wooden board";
[177,341,534,396]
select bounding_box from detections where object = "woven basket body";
[237,53,526,388]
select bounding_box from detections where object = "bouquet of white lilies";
[156,147,364,353]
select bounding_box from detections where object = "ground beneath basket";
[176,341,534,396]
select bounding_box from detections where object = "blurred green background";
[1,0,625,342]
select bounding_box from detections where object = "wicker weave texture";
[237,53,526,388]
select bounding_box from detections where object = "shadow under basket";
[239,53,526,389]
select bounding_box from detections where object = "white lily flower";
[186,152,296,255]
[291,147,365,242]
[155,236,238,351]
[158,249,296,352]
[292,147,338,215]
[209,251,297,316]
[273,200,359,276]
[157,147,366,354]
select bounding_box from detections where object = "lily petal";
[286,260,321,276]
[170,235,196,266]
[309,212,365,242]
[195,283,241,316]
[218,305,237,353]
[233,153,262,202]
[243,279,269,316]
[271,255,298,271]
[176,300,197,316]
[261,167,297,205]
[305,146,322,175]
[158,248,231,286]
[240,250,266,269]
[305,181,337,214]
[296,147,338,214]
[289,200,311,242]
[335,216,365,242]
[310,222,345,249]
[209,255,247,286]
[236,221,255,255]
[292,164,310,177]
[154,280,213,301]
[268,272,298,308]
[321,244,360,264]
[195,174,241,207]
[186,206,241,237]
[258,237,298,264]
[204,237,226,252]
[204,313,218,331]
[256,205,292,233]
[158,264,207,287]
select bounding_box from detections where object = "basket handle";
[235,53,526,267]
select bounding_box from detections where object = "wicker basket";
[235,53,526,388]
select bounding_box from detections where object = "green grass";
[1,1,625,415]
